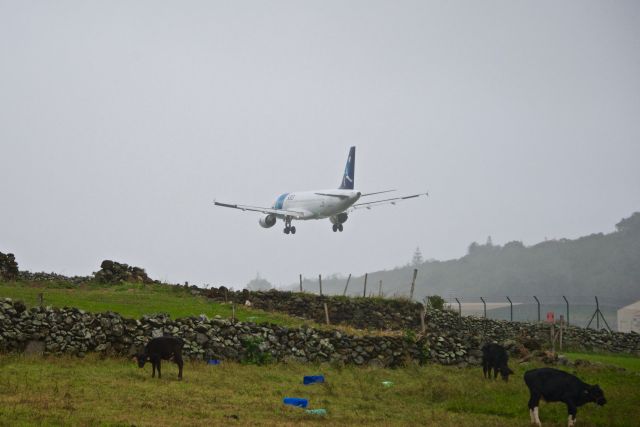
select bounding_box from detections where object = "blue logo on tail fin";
[339,146,355,189]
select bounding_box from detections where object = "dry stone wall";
[0,298,422,367]
[1,298,639,367]
[205,287,424,330]
[203,288,640,357]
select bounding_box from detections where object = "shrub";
[240,337,272,365]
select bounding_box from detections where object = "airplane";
[213,146,428,235]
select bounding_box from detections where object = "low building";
[617,300,640,333]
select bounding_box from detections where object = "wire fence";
[442,295,622,331]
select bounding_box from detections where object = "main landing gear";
[283,217,296,235]
[332,223,344,232]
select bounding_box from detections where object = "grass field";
[0,281,303,327]
[2,280,639,425]
[563,352,640,373]
[1,354,639,426]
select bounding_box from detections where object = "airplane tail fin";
[339,146,355,189]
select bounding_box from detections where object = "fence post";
[480,297,487,318]
[559,315,564,351]
[378,280,383,297]
[506,296,513,322]
[299,274,303,292]
[342,273,351,296]
[318,274,323,296]
[232,303,236,322]
[455,298,461,316]
[562,296,569,325]
[38,293,44,307]
[533,296,540,322]
[409,269,418,300]
[363,273,368,298]
[420,306,426,333]
[323,303,330,325]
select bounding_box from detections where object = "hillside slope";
[301,212,640,305]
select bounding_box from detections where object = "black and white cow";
[136,336,184,380]
[524,368,606,426]
[481,343,514,382]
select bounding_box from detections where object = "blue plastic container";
[283,398,308,408]
[207,359,221,365]
[303,375,325,385]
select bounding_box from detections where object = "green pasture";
[0,281,301,327]
[563,351,640,372]
[0,354,638,426]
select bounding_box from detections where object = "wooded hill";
[298,212,640,307]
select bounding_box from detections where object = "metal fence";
[443,295,621,331]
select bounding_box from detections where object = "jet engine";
[329,212,348,224]
[259,214,277,228]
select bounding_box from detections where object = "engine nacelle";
[259,214,277,228]
[330,212,348,224]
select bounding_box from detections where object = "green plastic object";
[305,409,327,415]
[381,381,394,387]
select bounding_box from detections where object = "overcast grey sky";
[1,1,639,288]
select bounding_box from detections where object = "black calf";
[136,336,184,380]
[481,343,514,382]
[524,367,606,426]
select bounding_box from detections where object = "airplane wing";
[213,201,306,219]
[350,192,429,211]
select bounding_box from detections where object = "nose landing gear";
[332,224,344,232]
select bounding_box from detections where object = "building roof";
[617,300,640,312]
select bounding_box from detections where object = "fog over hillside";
[292,212,640,308]
[1,2,639,288]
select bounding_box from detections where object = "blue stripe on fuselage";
[274,193,289,210]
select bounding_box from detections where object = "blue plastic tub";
[283,397,308,408]
[303,375,325,385]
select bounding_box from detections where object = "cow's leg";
[528,392,541,426]
[482,362,488,378]
[175,354,183,380]
[566,401,577,427]
[151,361,156,378]
[157,359,162,379]
[533,407,541,426]
[493,366,499,380]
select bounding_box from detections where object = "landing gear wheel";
[338,224,343,232]
[332,224,338,232]
[284,217,294,235]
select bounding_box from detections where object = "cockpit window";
[274,193,289,210]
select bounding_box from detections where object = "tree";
[411,247,424,267]
[616,212,640,234]
[246,273,272,291]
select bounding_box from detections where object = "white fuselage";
[272,189,361,220]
